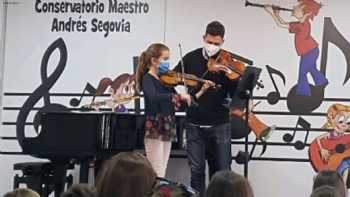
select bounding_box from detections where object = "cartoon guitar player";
[309,104,350,185]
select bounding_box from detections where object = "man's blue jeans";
[186,122,232,196]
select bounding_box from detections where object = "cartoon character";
[88,73,136,112]
[309,104,350,185]
[230,100,275,141]
[264,0,328,96]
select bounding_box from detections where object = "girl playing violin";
[135,43,192,178]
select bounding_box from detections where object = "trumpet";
[245,0,293,12]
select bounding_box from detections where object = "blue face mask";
[158,61,170,75]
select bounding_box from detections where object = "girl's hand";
[180,93,192,106]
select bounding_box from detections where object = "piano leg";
[79,162,90,183]
[52,163,67,197]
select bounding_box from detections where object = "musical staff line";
[0,107,328,116]
[2,107,142,111]
[0,122,330,133]
[4,92,350,102]
[254,96,350,102]
[0,136,313,148]
[4,92,109,97]
[0,150,310,163]
[254,111,326,116]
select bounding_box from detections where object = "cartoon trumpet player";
[264,0,328,96]
[84,73,139,112]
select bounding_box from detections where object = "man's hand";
[200,80,215,92]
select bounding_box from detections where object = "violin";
[207,49,246,80]
[159,70,219,89]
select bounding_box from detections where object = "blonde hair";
[323,104,350,130]
[3,188,40,197]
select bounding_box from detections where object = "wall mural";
[1,0,350,191]
[245,0,350,186]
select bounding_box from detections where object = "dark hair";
[136,43,169,92]
[3,188,40,197]
[310,185,342,197]
[96,152,157,197]
[95,73,134,96]
[205,21,225,38]
[313,170,346,197]
[206,170,254,197]
[60,184,96,197]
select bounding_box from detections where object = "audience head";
[310,185,342,197]
[96,151,157,197]
[206,170,254,197]
[313,170,346,197]
[3,188,40,197]
[60,184,96,197]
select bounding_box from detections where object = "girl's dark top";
[142,73,181,141]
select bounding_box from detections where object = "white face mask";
[204,43,221,57]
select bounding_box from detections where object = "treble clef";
[16,38,70,149]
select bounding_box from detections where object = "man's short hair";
[205,21,225,38]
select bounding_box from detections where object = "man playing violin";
[174,21,238,196]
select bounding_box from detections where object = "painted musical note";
[287,17,350,114]
[265,65,286,105]
[294,129,310,150]
[283,117,311,150]
[320,18,350,85]
[16,38,70,147]
[70,83,97,107]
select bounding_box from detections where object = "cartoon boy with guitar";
[309,104,350,184]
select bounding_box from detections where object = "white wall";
[0,0,350,196]
[0,0,4,111]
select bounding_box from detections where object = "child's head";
[136,43,170,92]
[293,0,322,21]
[324,104,350,133]
[96,152,157,197]
[313,170,346,197]
[206,170,254,197]
[61,184,96,197]
[4,188,40,197]
[310,185,342,197]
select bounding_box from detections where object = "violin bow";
[178,43,199,107]
[178,43,188,92]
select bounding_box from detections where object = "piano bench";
[13,162,74,197]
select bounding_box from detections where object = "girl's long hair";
[135,43,169,93]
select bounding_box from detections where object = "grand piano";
[17,111,186,197]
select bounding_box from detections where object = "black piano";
[17,111,186,197]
